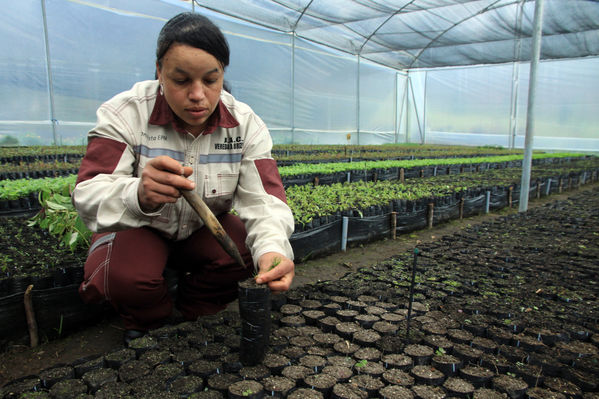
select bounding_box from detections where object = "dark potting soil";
[472,387,509,399]
[227,379,264,399]
[403,344,434,365]
[379,384,414,399]
[238,364,270,380]
[458,365,494,388]
[331,382,368,399]
[288,387,324,399]
[410,384,446,399]
[410,365,445,386]
[307,346,334,357]
[382,368,414,386]
[322,365,353,382]
[492,374,529,399]
[188,390,225,398]
[39,365,74,388]
[354,360,386,377]
[443,377,475,397]
[81,367,118,393]
[281,365,313,382]
[430,354,463,376]
[303,372,336,395]
[525,387,567,399]
[353,346,382,362]
[168,374,204,397]
[333,339,361,355]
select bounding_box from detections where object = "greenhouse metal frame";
[0,0,598,152]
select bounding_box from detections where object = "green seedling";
[253,256,282,280]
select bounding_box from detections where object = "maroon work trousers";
[78,214,253,331]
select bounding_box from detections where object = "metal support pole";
[356,55,361,145]
[394,73,399,143]
[405,73,411,144]
[41,0,58,145]
[509,0,525,149]
[291,33,296,143]
[519,0,545,213]
[341,216,349,252]
[408,76,424,145]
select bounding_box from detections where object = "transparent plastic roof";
[198,0,599,70]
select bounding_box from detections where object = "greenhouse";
[1,1,599,398]
[2,0,599,150]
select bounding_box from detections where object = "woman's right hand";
[137,155,194,213]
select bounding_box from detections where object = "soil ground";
[1,182,597,387]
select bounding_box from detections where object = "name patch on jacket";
[215,136,244,150]
[141,132,168,141]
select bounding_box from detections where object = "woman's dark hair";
[156,12,230,69]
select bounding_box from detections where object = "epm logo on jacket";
[215,136,244,150]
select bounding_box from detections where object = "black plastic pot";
[238,277,271,366]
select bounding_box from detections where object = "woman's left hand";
[255,252,294,293]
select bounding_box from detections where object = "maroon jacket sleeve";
[76,137,127,186]
[254,158,287,204]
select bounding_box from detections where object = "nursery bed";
[1,184,598,397]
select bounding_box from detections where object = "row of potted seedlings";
[2,186,598,398]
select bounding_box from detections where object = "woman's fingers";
[138,156,195,212]
[256,252,295,293]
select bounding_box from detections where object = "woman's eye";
[174,79,188,85]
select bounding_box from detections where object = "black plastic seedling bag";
[238,278,271,366]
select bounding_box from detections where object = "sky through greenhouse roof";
[196,0,599,70]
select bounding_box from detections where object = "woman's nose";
[189,81,205,101]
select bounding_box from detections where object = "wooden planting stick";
[390,212,397,239]
[180,189,247,269]
[24,285,39,348]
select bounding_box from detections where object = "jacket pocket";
[204,173,238,198]
[203,173,238,214]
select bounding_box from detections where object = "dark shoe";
[123,329,146,347]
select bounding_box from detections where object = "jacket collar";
[149,88,239,135]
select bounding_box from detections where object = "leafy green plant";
[27,186,91,252]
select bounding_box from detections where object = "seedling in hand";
[254,256,282,280]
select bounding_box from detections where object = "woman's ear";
[155,61,161,80]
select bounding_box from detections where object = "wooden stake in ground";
[24,284,39,348]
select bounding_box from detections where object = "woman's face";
[156,43,224,135]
